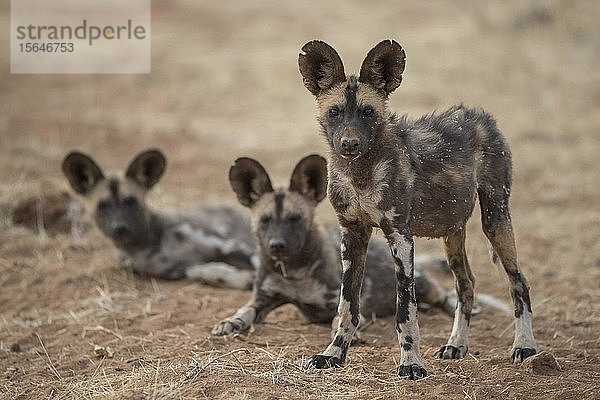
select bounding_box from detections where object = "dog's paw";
[397,364,427,380]
[211,318,245,336]
[511,347,536,363]
[304,354,343,369]
[435,345,468,359]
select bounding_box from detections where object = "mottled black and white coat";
[62,149,256,288]
[299,40,537,379]
[212,155,466,337]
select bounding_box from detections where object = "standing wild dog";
[212,155,507,338]
[298,40,537,379]
[62,149,256,288]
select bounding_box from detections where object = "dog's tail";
[442,291,512,316]
[414,254,450,273]
[475,293,512,315]
[415,254,511,316]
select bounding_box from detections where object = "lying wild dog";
[212,155,507,338]
[61,149,464,300]
[62,149,256,288]
[299,40,537,379]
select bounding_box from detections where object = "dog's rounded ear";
[62,151,105,195]
[359,40,406,96]
[299,40,346,96]
[125,149,166,190]
[289,154,328,203]
[229,157,273,207]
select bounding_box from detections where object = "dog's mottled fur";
[299,40,537,379]
[62,149,256,289]
[212,155,478,338]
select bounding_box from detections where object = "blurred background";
[0,0,597,197]
[1,0,598,266]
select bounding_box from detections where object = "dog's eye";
[97,200,110,212]
[329,107,339,117]
[123,196,138,207]
[287,214,301,223]
[363,107,374,117]
[260,215,272,225]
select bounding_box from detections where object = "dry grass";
[1,0,599,399]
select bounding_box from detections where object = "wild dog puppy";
[212,155,471,338]
[299,40,537,379]
[62,149,255,288]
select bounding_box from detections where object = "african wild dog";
[298,40,537,379]
[211,155,506,338]
[62,149,256,288]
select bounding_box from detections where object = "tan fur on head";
[79,175,147,211]
[316,85,346,115]
[250,190,316,229]
[356,85,386,115]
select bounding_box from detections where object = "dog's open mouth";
[340,152,361,161]
[270,254,288,262]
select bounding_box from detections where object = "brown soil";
[1,1,599,399]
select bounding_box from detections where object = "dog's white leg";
[305,223,371,369]
[387,231,427,379]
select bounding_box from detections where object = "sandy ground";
[1,0,599,399]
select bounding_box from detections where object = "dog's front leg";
[385,229,427,379]
[212,288,285,336]
[330,314,367,344]
[305,221,371,369]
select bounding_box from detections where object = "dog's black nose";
[269,239,286,253]
[112,225,129,238]
[340,137,360,153]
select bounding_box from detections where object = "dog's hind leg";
[474,116,537,362]
[436,227,474,360]
[479,188,537,362]
[186,262,254,290]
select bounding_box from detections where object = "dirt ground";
[1,1,599,399]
